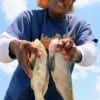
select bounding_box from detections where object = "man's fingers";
[56,41,64,52]
[29,46,42,57]
[35,51,42,57]
[64,55,70,60]
[18,52,33,78]
[18,58,32,78]
[33,48,42,57]
[64,40,73,50]
[23,64,33,78]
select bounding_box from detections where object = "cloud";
[0,0,28,22]
[72,52,100,80]
[72,64,100,80]
[96,76,100,92]
[0,60,18,75]
[74,0,100,8]
[72,64,88,80]
[90,76,100,100]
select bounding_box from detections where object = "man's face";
[48,0,72,16]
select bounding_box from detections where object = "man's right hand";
[9,39,42,78]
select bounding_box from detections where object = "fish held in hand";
[49,38,73,100]
[51,52,73,100]
[29,39,49,100]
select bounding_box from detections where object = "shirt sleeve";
[0,32,18,63]
[75,18,98,45]
[74,18,98,66]
[6,10,32,40]
[76,41,97,66]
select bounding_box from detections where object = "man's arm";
[0,32,17,63]
[77,41,97,66]
[53,38,97,67]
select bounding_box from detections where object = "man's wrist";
[9,40,16,59]
[74,49,82,63]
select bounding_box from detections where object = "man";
[0,0,98,100]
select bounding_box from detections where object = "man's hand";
[56,38,82,63]
[9,39,42,78]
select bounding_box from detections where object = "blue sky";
[0,0,100,100]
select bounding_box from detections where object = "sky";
[0,0,100,100]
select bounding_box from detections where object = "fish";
[51,52,73,100]
[49,38,73,100]
[29,39,49,100]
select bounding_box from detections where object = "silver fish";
[49,38,73,100]
[29,39,49,100]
